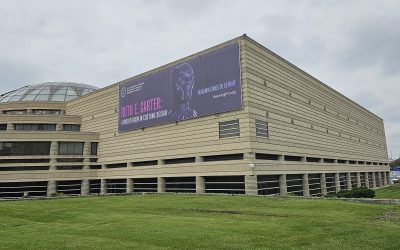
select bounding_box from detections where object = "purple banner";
[118,43,241,132]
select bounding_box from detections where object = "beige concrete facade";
[0,35,390,198]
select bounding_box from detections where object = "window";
[203,154,244,162]
[4,110,27,115]
[256,153,279,160]
[91,142,98,155]
[63,124,81,132]
[132,160,158,167]
[14,124,56,131]
[32,109,61,115]
[164,157,196,164]
[255,119,269,138]
[0,124,7,130]
[219,119,240,138]
[58,142,84,155]
[0,142,51,156]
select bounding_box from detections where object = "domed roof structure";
[0,82,99,103]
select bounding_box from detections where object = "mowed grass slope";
[0,194,400,250]
[375,184,400,199]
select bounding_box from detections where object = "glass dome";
[0,82,99,103]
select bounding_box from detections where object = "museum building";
[0,35,390,199]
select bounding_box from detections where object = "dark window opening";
[107,163,127,168]
[325,173,336,194]
[366,162,372,165]
[0,181,47,199]
[89,179,101,194]
[349,160,356,164]
[323,158,335,163]
[90,158,98,162]
[14,124,56,131]
[63,124,81,132]
[57,158,83,162]
[337,160,347,164]
[308,174,321,196]
[33,109,61,115]
[4,110,27,115]
[0,142,51,156]
[256,153,279,160]
[0,124,7,130]
[57,165,83,170]
[90,165,102,169]
[286,174,303,196]
[165,177,196,193]
[284,155,303,161]
[306,157,321,163]
[205,176,245,194]
[358,161,365,165]
[58,142,84,155]
[0,159,49,164]
[164,157,195,164]
[107,179,126,194]
[257,175,280,196]
[91,142,98,155]
[203,154,244,162]
[133,178,158,193]
[0,166,49,171]
[132,160,158,167]
[57,180,81,195]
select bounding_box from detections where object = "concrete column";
[377,172,383,187]
[244,152,256,161]
[371,172,377,189]
[196,176,205,194]
[157,160,165,165]
[47,180,57,196]
[245,175,258,195]
[383,171,387,186]
[302,173,310,197]
[83,142,91,169]
[100,179,107,195]
[320,173,327,196]
[50,141,59,156]
[101,164,107,170]
[195,156,204,163]
[49,141,58,170]
[300,156,306,163]
[6,123,14,131]
[157,177,166,193]
[356,172,361,188]
[27,109,33,114]
[334,173,341,192]
[277,155,284,161]
[387,171,391,185]
[81,179,89,196]
[56,123,63,132]
[126,178,134,194]
[279,174,287,196]
[346,173,352,190]
[365,172,370,188]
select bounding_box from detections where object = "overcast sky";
[1,0,399,158]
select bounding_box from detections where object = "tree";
[389,158,400,170]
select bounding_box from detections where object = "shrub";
[336,187,375,198]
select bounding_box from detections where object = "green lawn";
[0,194,399,250]
[375,184,400,199]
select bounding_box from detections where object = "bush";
[335,187,375,198]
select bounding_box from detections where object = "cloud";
[0,0,399,158]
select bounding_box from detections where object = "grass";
[0,194,400,250]
[375,184,400,199]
